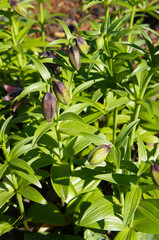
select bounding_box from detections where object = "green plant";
[0,0,159,239]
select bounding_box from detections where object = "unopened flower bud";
[68,45,81,71]
[10,0,27,16]
[76,37,89,55]
[95,36,104,50]
[53,80,70,105]
[151,162,159,186]
[41,90,57,122]
[88,145,110,165]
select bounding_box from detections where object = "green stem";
[10,15,23,71]
[39,0,45,42]
[113,108,117,144]
[105,4,109,20]
[55,102,63,160]
[16,193,29,230]
[69,71,74,100]
[126,5,136,53]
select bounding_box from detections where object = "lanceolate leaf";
[10,158,41,188]
[26,202,65,224]
[114,227,137,240]
[54,18,72,40]
[9,137,33,161]
[0,164,8,179]
[0,115,13,141]
[123,184,142,227]
[137,135,147,164]
[133,200,159,234]
[79,197,118,225]
[15,82,47,102]
[32,121,56,147]
[28,55,51,82]
[51,161,70,201]
[18,185,47,204]
[115,120,140,149]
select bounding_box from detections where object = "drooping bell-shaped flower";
[68,44,81,71]
[3,83,24,112]
[10,0,27,16]
[76,37,89,55]
[41,90,57,122]
[88,144,111,165]
[53,79,70,105]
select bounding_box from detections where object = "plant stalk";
[39,0,45,42]
[113,108,117,144]
[10,15,24,74]
[126,5,136,53]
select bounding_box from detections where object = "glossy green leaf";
[28,55,51,82]
[78,214,124,231]
[54,18,72,40]
[72,79,103,96]
[0,164,8,179]
[10,158,41,188]
[129,61,150,78]
[0,215,15,236]
[133,200,159,234]
[136,232,159,240]
[15,82,47,102]
[114,227,137,240]
[123,185,142,227]
[0,190,15,208]
[70,167,100,194]
[26,202,65,224]
[59,112,87,127]
[106,97,130,111]
[63,135,91,159]
[9,137,33,161]
[64,103,91,114]
[80,132,111,145]
[18,185,47,204]
[79,197,116,225]
[32,121,56,147]
[51,161,70,201]
[58,119,92,136]
[16,25,32,44]
[95,173,137,186]
[0,115,13,141]
[115,120,139,149]
[137,135,147,164]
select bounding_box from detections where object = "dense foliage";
[0,0,159,239]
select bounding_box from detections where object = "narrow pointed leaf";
[114,227,137,240]
[15,82,47,102]
[0,116,13,141]
[51,161,70,201]
[123,185,142,227]
[137,135,147,164]
[79,197,116,225]
[18,185,47,204]
[115,120,139,149]
[32,121,56,147]
[54,18,72,40]
[28,55,51,82]
[26,202,65,224]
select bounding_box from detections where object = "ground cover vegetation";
[0,0,159,239]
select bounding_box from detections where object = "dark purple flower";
[3,83,23,112]
[41,90,57,122]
